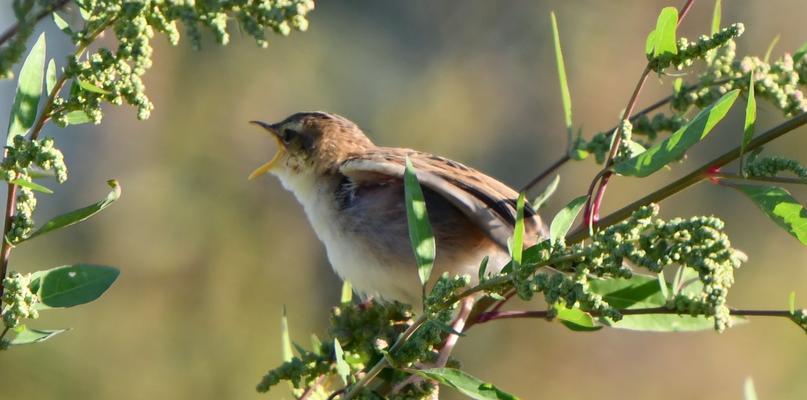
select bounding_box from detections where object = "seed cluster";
[649,23,745,72]
[40,0,315,125]
[1,272,39,330]
[743,155,807,179]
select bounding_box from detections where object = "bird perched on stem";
[249,111,545,307]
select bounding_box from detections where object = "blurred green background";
[1,1,806,399]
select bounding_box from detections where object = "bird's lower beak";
[249,120,285,180]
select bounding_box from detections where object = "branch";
[567,111,807,243]
[477,307,795,323]
[0,0,72,47]
[711,172,807,185]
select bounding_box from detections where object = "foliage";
[0,0,315,348]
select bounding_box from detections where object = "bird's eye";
[282,128,298,144]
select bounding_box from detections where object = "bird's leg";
[436,296,474,367]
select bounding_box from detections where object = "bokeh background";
[1,1,806,399]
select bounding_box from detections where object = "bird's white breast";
[272,169,421,304]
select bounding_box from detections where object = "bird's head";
[248,112,374,180]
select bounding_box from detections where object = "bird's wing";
[339,148,545,249]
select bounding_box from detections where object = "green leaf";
[550,12,573,147]
[310,334,322,356]
[76,78,111,95]
[711,0,722,35]
[10,178,53,194]
[741,74,756,172]
[7,33,47,146]
[744,377,758,400]
[333,338,350,385]
[794,41,807,62]
[415,368,520,400]
[45,59,57,94]
[555,305,602,332]
[673,77,683,94]
[478,255,489,281]
[788,292,796,314]
[404,157,435,288]
[79,7,91,20]
[511,193,526,266]
[9,327,68,346]
[281,306,292,362]
[646,7,679,58]
[657,272,669,300]
[340,280,352,304]
[65,110,93,125]
[732,184,807,246]
[52,12,71,33]
[549,195,587,245]
[613,89,740,177]
[30,264,119,309]
[532,174,559,210]
[763,34,780,64]
[588,275,720,332]
[23,180,121,242]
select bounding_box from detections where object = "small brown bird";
[249,112,545,307]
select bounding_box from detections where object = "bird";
[249,111,546,308]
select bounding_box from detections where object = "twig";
[299,375,327,400]
[477,307,795,322]
[0,0,72,47]
[710,172,807,185]
[566,111,807,243]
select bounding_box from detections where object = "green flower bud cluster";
[47,0,315,125]
[258,299,445,398]
[1,136,68,242]
[632,113,687,142]
[533,271,622,322]
[573,113,686,165]
[672,41,807,116]
[744,155,807,179]
[425,272,471,314]
[0,0,37,79]
[1,272,39,329]
[649,23,745,72]
[791,309,807,334]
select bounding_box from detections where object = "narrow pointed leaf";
[65,110,93,125]
[333,338,350,385]
[744,377,758,400]
[732,184,807,246]
[588,275,730,332]
[647,7,679,57]
[478,255,489,281]
[76,78,111,94]
[10,178,53,194]
[532,174,559,210]
[550,12,573,148]
[614,89,740,177]
[281,306,292,362]
[7,33,47,146]
[657,272,669,300]
[763,34,780,64]
[45,59,57,94]
[415,368,520,400]
[404,157,435,287]
[741,74,756,172]
[795,41,807,62]
[9,327,68,346]
[511,193,526,266]
[23,180,121,242]
[30,264,119,309]
[555,305,601,332]
[340,280,352,304]
[52,13,71,33]
[711,0,722,35]
[549,195,587,244]
[789,292,796,314]
[310,334,322,356]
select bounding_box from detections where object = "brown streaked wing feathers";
[339,148,545,249]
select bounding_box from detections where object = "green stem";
[712,172,807,185]
[0,0,73,47]
[567,111,807,243]
[478,307,795,322]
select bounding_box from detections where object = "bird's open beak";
[248,120,285,180]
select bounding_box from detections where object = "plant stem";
[567,111,807,243]
[0,0,73,47]
[711,172,807,185]
[477,307,795,322]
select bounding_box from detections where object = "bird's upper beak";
[249,120,285,180]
